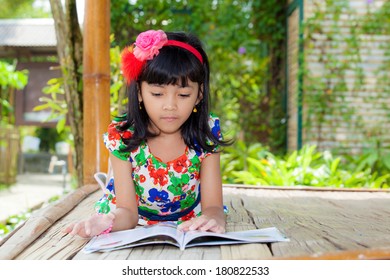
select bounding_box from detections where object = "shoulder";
[106,115,134,141]
[103,115,134,161]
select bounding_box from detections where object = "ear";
[137,82,143,102]
[196,84,204,105]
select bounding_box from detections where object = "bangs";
[139,46,204,86]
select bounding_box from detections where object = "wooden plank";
[3,186,390,260]
[221,193,273,259]
[15,187,99,260]
[74,239,223,260]
[74,190,271,260]
[279,247,390,260]
[0,184,98,260]
[219,188,390,259]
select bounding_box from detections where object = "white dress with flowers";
[95,113,223,225]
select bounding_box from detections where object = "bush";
[222,142,390,188]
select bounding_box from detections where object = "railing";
[0,125,20,186]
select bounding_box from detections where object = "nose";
[163,95,177,111]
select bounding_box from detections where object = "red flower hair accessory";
[121,30,167,84]
[134,30,168,60]
[121,30,204,84]
[120,45,145,84]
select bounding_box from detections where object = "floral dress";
[95,113,223,225]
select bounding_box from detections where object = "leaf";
[286,151,298,168]
[371,174,390,189]
[56,117,66,133]
[330,158,341,174]
[33,104,50,111]
[382,155,390,170]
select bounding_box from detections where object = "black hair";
[119,31,230,153]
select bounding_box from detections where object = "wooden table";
[1,184,390,260]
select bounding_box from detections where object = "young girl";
[65,30,230,238]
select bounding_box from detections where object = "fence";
[0,125,20,186]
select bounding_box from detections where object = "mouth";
[161,116,178,122]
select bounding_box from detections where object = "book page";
[83,222,184,253]
[96,236,181,253]
[183,227,289,248]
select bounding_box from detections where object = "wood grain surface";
[1,185,389,260]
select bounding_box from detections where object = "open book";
[83,222,289,253]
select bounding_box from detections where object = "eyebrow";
[149,84,164,88]
[149,83,194,89]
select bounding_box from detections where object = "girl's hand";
[178,214,225,234]
[63,212,115,238]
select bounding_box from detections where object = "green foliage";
[361,1,390,34]
[110,0,288,151]
[222,142,390,188]
[344,135,390,184]
[34,0,288,163]
[34,127,69,153]
[0,60,28,125]
[0,61,28,89]
[0,0,51,18]
[109,35,126,116]
[221,140,270,184]
[302,0,390,155]
[33,76,68,133]
[35,37,127,128]
[31,74,71,153]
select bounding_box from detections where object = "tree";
[49,0,84,186]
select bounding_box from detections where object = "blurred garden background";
[0,0,389,238]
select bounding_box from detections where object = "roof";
[0,18,56,47]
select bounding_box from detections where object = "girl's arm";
[109,153,139,231]
[64,154,139,237]
[178,152,226,233]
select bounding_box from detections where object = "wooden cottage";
[0,18,61,127]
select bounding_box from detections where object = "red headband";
[164,40,203,64]
[121,30,203,84]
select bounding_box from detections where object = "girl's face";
[139,80,202,136]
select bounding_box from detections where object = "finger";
[63,223,75,233]
[178,219,196,229]
[207,224,225,234]
[84,219,92,236]
[188,217,208,231]
[70,222,82,236]
[199,219,217,232]
[177,221,191,231]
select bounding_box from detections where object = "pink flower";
[133,30,168,61]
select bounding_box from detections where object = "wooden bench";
[1,185,390,260]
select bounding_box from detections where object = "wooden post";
[82,0,111,185]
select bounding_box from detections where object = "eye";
[179,93,191,98]
[151,92,162,97]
